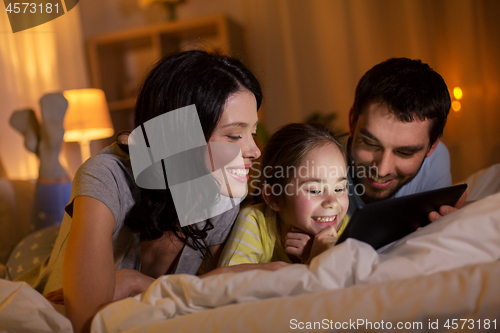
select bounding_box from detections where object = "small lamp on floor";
[63,89,114,163]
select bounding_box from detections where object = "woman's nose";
[242,137,261,160]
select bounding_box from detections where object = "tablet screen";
[336,183,468,250]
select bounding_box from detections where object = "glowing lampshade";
[63,89,114,163]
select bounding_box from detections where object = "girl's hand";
[305,226,338,265]
[113,268,155,301]
[284,227,314,263]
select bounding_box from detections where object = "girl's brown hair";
[259,123,346,238]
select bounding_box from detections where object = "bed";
[1,164,500,333]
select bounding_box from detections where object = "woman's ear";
[262,184,282,211]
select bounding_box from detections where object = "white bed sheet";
[92,190,500,332]
[1,164,499,333]
[0,279,71,333]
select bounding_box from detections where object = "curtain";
[241,0,500,181]
[0,5,89,179]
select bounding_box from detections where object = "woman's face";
[208,89,261,198]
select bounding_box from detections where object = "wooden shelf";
[86,15,246,135]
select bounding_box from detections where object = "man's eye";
[396,151,414,157]
[362,139,379,147]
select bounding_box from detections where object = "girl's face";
[276,143,349,235]
[208,89,261,198]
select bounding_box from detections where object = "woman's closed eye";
[227,135,243,141]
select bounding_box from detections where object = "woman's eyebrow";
[221,119,259,129]
[221,122,248,128]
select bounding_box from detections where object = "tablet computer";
[336,183,468,250]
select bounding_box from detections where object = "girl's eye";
[227,135,242,141]
[335,187,346,193]
[307,189,321,195]
[252,132,258,137]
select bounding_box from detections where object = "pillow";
[463,163,500,201]
[6,226,60,281]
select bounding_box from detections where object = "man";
[284,58,464,260]
[346,57,464,221]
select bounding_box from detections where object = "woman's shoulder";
[70,143,137,224]
[83,142,130,169]
[75,143,133,184]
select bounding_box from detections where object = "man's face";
[349,103,439,203]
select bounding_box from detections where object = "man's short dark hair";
[352,58,451,145]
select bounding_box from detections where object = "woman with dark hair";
[18,50,287,333]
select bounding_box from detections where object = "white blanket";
[0,280,72,333]
[1,165,499,333]
[92,191,500,332]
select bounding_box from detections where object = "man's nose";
[373,151,395,177]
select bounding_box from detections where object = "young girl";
[219,123,350,266]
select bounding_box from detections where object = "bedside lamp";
[63,89,114,163]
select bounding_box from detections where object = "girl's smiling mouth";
[311,216,337,226]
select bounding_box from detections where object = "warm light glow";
[452,100,461,112]
[453,87,463,100]
[63,89,114,142]
[63,89,114,162]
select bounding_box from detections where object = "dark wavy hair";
[123,50,262,259]
[352,58,451,145]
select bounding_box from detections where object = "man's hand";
[305,226,338,265]
[428,190,468,222]
[284,226,313,263]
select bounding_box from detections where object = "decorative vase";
[163,2,180,21]
[138,0,186,22]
